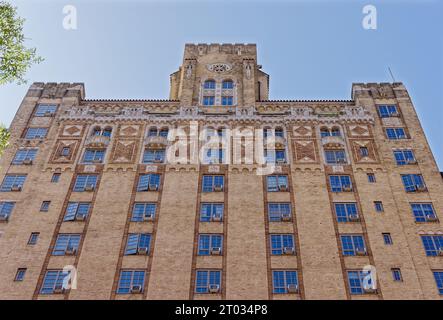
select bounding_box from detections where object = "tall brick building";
[0,43,442,300]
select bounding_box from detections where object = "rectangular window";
[421,235,443,256]
[411,203,437,222]
[61,147,70,157]
[125,234,151,255]
[202,175,224,192]
[401,174,426,192]
[392,268,402,281]
[12,149,38,165]
[51,173,61,183]
[334,203,359,223]
[82,149,105,164]
[40,201,51,212]
[394,150,416,165]
[200,203,224,222]
[340,235,366,256]
[268,203,291,222]
[325,150,347,164]
[35,104,57,117]
[117,270,146,294]
[52,234,81,256]
[14,268,27,281]
[0,175,26,192]
[195,270,222,294]
[131,203,156,222]
[221,96,233,106]
[64,202,91,221]
[203,148,225,164]
[383,233,393,245]
[329,175,352,192]
[378,105,398,118]
[433,271,443,295]
[73,175,98,192]
[25,128,48,139]
[143,149,166,164]
[264,149,286,164]
[386,128,407,140]
[137,174,161,192]
[267,175,289,192]
[28,232,40,245]
[347,270,375,295]
[0,202,15,220]
[203,96,215,106]
[198,234,223,255]
[367,173,376,183]
[374,201,384,212]
[272,270,298,294]
[270,234,295,255]
[40,270,70,294]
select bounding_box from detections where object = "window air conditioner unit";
[208,284,220,293]
[137,247,149,255]
[278,185,288,191]
[363,286,377,294]
[342,186,352,192]
[416,185,427,192]
[283,247,295,255]
[210,247,222,256]
[211,215,222,222]
[44,111,54,117]
[287,284,299,293]
[0,213,9,221]
[143,214,154,222]
[281,213,292,222]
[438,248,443,257]
[84,184,95,192]
[355,247,367,256]
[276,159,286,164]
[11,184,22,192]
[53,285,65,294]
[22,158,33,165]
[148,184,159,191]
[406,159,417,165]
[153,159,162,163]
[213,185,223,192]
[348,214,360,222]
[92,159,102,164]
[75,213,87,221]
[390,112,400,117]
[131,285,143,293]
[337,159,347,164]
[65,247,77,256]
[426,214,438,222]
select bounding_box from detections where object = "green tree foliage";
[0,124,9,157]
[0,1,43,85]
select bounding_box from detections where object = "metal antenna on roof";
[388,67,396,83]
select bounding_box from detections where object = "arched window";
[331,128,341,137]
[148,128,158,137]
[222,80,234,89]
[275,128,284,138]
[93,127,101,136]
[159,128,169,138]
[102,128,112,137]
[204,80,216,89]
[320,128,330,138]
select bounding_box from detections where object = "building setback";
[0,43,442,300]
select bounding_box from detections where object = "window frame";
[136,174,161,192]
[195,269,222,294]
[272,270,298,294]
[334,203,359,223]
[116,270,146,294]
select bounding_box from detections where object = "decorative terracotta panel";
[293,140,317,163]
[351,140,378,163]
[50,139,80,163]
[111,139,139,163]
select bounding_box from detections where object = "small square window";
[40,201,51,212]
[28,232,40,245]
[51,173,61,183]
[360,147,369,157]
[15,268,27,281]
[61,147,71,157]
[367,173,376,183]
[374,201,384,212]
[392,268,403,282]
[383,233,393,245]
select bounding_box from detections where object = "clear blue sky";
[1,0,442,169]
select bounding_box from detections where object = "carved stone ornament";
[206,63,232,73]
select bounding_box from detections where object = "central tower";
[169,43,269,106]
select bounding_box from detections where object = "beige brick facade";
[0,44,442,300]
